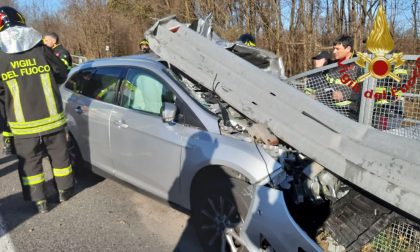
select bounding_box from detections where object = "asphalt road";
[0,154,203,252]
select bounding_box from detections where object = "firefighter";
[312,51,332,68]
[138,39,150,54]
[324,35,362,120]
[304,51,333,98]
[0,6,74,213]
[304,36,362,120]
[238,33,256,47]
[43,32,72,71]
[373,67,408,130]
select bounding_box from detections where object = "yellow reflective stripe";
[2,131,13,137]
[393,68,408,75]
[325,74,333,83]
[61,58,70,67]
[96,88,108,98]
[376,100,389,105]
[6,79,25,122]
[22,173,45,186]
[40,73,58,116]
[304,88,315,95]
[9,112,65,129]
[374,87,386,93]
[394,90,403,100]
[126,83,136,91]
[334,100,352,106]
[53,166,73,177]
[326,74,345,85]
[11,117,67,136]
[245,41,256,47]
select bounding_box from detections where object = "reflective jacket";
[0,44,68,138]
[53,44,72,70]
[324,62,362,107]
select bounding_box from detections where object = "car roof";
[70,53,165,74]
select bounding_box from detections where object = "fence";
[71,55,88,66]
[287,55,420,251]
[287,55,420,141]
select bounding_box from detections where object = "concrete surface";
[0,153,203,252]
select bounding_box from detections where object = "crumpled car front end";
[241,182,322,252]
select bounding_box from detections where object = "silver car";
[60,54,322,251]
[61,54,419,252]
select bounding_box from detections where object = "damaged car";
[61,15,420,252]
[61,53,319,251]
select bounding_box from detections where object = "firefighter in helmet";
[0,6,75,213]
[238,33,256,47]
[139,39,150,53]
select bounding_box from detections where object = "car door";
[64,66,125,175]
[109,67,183,200]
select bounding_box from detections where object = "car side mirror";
[162,102,177,123]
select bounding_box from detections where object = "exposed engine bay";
[168,63,420,252]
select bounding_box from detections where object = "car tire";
[67,133,90,177]
[191,168,252,252]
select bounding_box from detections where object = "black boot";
[2,136,14,155]
[35,200,49,214]
[59,187,75,202]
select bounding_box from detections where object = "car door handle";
[113,119,128,128]
[75,106,83,114]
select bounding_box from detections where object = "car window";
[65,67,124,104]
[65,68,95,94]
[121,68,175,115]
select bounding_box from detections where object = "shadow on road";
[0,160,103,239]
[0,155,18,177]
[169,131,243,252]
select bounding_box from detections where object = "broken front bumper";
[241,184,322,251]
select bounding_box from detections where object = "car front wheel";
[191,169,252,252]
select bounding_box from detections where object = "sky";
[12,0,419,33]
[15,0,63,13]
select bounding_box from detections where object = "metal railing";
[287,55,420,141]
[362,221,420,252]
[71,55,88,66]
[287,55,420,251]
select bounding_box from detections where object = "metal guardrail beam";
[146,16,420,220]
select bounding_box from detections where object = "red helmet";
[0,6,26,32]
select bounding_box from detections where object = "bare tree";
[413,0,419,51]
[16,0,419,76]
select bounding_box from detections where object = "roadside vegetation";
[2,0,419,76]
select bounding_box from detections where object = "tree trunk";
[350,0,357,50]
[333,0,339,34]
[340,0,345,34]
[324,0,334,37]
[298,0,307,71]
[413,0,418,53]
[289,0,296,37]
